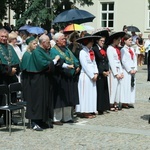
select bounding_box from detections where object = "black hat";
[92,30,109,39]
[76,33,101,45]
[106,31,125,45]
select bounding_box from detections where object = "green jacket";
[20,51,31,71]
[26,46,54,73]
[50,45,79,76]
[0,43,20,65]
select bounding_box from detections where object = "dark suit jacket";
[93,45,109,76]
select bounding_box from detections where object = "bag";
[139,46,145,53]
[131,75,135,87]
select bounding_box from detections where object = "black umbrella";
[53,9,95,24]
[127,26,140,32]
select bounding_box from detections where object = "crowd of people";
[0,23,148,131]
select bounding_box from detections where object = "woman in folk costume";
[106,32,125,111]
[121,34,137,108]
[76,34,100,118]
[92,30,110,115]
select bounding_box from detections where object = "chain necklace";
[0,44,12,65]
[54,45,74,64]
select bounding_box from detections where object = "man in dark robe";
[25,34,60,131]
[0,28,20,125]
[50,32,80,125]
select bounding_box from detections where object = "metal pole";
[51,0,53,28]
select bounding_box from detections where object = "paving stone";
[0,65,150,150]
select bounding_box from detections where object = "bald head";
[39,34,51,50]
[39,34,49,44]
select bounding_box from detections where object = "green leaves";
[0,0,7,21]
[1,0,94,29]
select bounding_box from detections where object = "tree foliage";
[17,0,52,27]
[0,0,7,22]
[8,0,26,20]
[2,0,94,29]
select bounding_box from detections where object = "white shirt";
[144,39,150,52]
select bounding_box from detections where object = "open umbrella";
[81,24,95,31]
[64,24,85,32]
[19,25,32,31]
[53,9,95,24]
[127,26,140,32]
[27,27,44,35]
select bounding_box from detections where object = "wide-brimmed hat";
[106,31,125,45]
[76,33,101,45]
[92,30,109,39]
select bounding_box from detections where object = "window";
[101,3,114,28]
[148,10,150,28]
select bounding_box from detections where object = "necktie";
[128,48,134,59]
[100,49,106,56]
[89,50,95,61]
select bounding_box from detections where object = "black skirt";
[96,76,110,111]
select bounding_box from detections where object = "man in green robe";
[50,32,80,125]
[25,34,60,131]
[0,28,20,125]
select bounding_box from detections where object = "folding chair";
[0,84,25,135]
[9,82,31,128]
[9,82,26,106]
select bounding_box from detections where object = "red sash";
[115,47,121,60]
[89,50,95,61]
[128,48,134,59]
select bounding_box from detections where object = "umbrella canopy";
[27,27,44,35]
[19,25,32,31]
[81,24,95,31]
[64,24,85,32]
[53,9,95,24]
[127,26,140,32]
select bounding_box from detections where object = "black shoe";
[48,123,54,128]
[32,124,43,131]
[105,110,110,113]
[128,104,134,108]
[52,121,63,125]
[122,104,129,109]
[32,122,43,131]
[62,120,77,123]
[40,122,53,129]
[98,111,104,115]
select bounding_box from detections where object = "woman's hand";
[75,67,80,74]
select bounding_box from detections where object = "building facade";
[76,0,150,38]
[4,0,150,38]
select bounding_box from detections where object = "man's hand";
[10,67,17,76]
[55,55,60,61]
[67,64,74,69]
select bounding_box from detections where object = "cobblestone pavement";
[0,65,150,150]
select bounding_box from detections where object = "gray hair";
[39,34,49,44]
[53,32,64,42]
